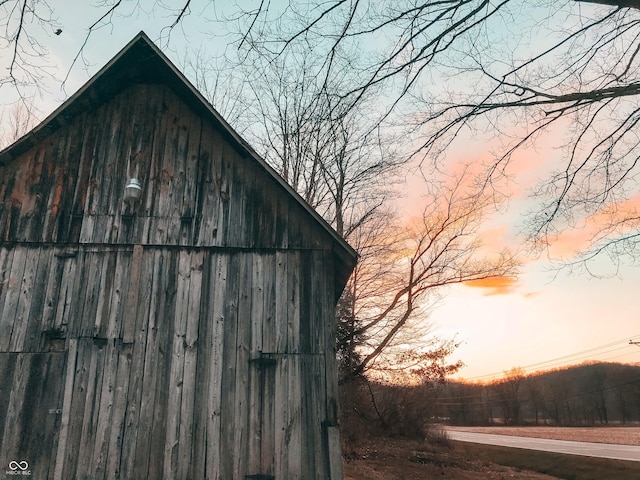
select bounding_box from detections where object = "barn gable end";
[0,32,355,480]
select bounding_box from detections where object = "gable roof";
[0,31,357,289]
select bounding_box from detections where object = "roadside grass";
[454,441,640,480]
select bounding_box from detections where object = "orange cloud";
[463,276,519,295]
[549,191,640,259]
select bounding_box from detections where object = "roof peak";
[0,31,357,268]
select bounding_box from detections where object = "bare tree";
[182,38,519,380]
[342,171,519,379]
[0,0,199,106]
[0,0,61,113]
[492,367,525,425]
[0,102,37,149]
[229,0,640,270]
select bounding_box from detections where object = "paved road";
[447,430,640,462]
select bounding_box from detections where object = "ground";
[343,426,640,480]
[343,436,556,480]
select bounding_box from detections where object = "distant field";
[445,426,640,446]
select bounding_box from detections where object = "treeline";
[340,362,640,440]
[440,362,640,426]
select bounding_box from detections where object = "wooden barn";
[0,32,356,479]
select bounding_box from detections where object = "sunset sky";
[2,1,639,382]
[417,140,640,381]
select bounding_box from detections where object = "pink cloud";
[548,191,640,259]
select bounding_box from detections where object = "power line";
[461,333,640,381]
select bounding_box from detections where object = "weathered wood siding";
[0,83,329,251]
[0,78,349,479]
[0,244,339,479]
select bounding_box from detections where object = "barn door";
[247,353,337,480]
[0,352,66,478]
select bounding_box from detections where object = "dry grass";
[343,436,557,480]
[445,426,640,446]
[343,426,640,479]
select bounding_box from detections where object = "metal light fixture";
[124,177,142,203]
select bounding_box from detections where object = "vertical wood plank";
[154,88,183,245]
[106,249,130,340]
[327,426,344,480]
[260,254,277,474]
[254,174,277,249]
[101,88,132,225]
[53,338,78,480]
[274,180,289,249]
[274,251,288,354]
[241,162,256,247]
[140,87,170,244]
[210,128,225,246]
[104,343,132,479]
[247,253,264,475]
[0,353,66,479]
[178,112,203,245]
[205,253,227,479]
[55,252,78,335]
[287,356,303,478]
[194,125,213,246]
[0,247,13,341]
[123,244,143,343]
[147,250,177,479]
[40,249,62,336]
[177,249,202,479]
[24,247,53,352]
[0,352,17,451]
[131,248,162,478]
[166,96,188,245]
[216,142,232,247]
[0,247,24,351]
[71,109,96,224]
[9,247,40,351]
[65,249,89,339]
[273,356,287,477]
[28,353,66,479]
[79,91,121,244]
[62,338,92,479]
[225,149,247,247]
[299,251,312,355]
[218,253,240,479]
[90,341,119,478]
[232,253,252,479]
[42,123,74,243]
[190,250,211,479]
[74,340,107,478]
[0,353,33,463]
[94,251,117,338]
[162,249,190,478]
[288,251,301,354]
[77,250,103,337]
[121,247,155,477]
